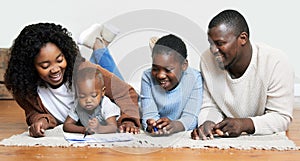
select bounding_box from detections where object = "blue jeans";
[90,48,124,80]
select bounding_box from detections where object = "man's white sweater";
[199,42,294,134]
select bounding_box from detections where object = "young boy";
[63,67,120,135]
[141,34,203,136]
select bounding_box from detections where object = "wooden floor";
[0,100,299,161]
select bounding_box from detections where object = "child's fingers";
[89,118,97,122]
[156,120,169,129]
[146,119,156,126]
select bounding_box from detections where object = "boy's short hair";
[74,67,104,86]
[152,34,187,62]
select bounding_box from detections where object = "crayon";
[83,130,89,138]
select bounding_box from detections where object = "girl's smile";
[151,52,187,91]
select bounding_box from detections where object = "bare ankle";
[93,38,105,50]
[102,39,110,47]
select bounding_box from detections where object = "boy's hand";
[88,118,100,133]
[84,127,95,135]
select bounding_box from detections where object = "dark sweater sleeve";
[14,95,58,128]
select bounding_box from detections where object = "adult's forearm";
[250,112,291,134]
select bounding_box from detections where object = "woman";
[4,23,140,137]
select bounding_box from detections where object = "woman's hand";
[119,120,140,134]
[28,117,49,137]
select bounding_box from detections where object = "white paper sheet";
[63,132,134,144]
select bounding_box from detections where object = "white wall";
[1,0,300,90]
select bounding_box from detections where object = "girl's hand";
[146,119,157,133]
[155,117,171,129]
[146,118,185,136]
[162,120,184,135]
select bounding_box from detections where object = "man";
[191,9,294,140]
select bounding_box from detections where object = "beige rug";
[0,125,298,150]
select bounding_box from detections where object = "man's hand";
[191,120,223,140]
[214,117,254,137]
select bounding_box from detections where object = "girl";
[141,34,203,136]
